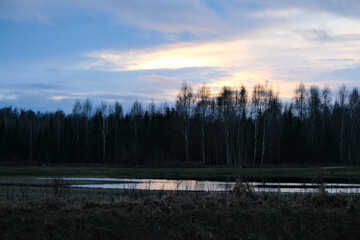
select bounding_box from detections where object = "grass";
[0,182,360,239]
[1,165,360,181]
[4,201,356,240]
[1,166,360,239]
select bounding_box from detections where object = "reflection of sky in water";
[69,183,360,193]
[39,178,360,194]
[40,178,360,187]
[39,177,146,182]
[71,181,235,192]
[255,188,360,194]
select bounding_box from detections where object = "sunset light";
[1,2,360,238]
[1,0,360,111]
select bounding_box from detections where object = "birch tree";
[251,84,269,166]
[82,99,93,140]
[294,83,307,120]
[196,84,211,165]
[72,99,82,141]
[235,86,247,166]
[129,101,143,161]
[97,102,112,163]
[321,86,331,142]
[348,88,359,163]
[307,86,321,145]
[25,110,37,162]
[176,82,194,162]
[54,110,65,161]
[337,85,347,163]
[217,86,235,165]
[114,101,123,156]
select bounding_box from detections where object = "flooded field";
[40,177,360,194]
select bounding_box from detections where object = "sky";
[1,0,360,113]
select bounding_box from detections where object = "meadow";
[1,166,360,239]
[1,165,360,180]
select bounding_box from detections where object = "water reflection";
[72,180,234,192]
[39,178,360,194]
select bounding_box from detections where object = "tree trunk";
[115,119,118,157]
[185,134,189,162]
[76,119,79,141]
[241,122,245,167]
[29,133,33,162]
[340,114,344,163]
[184,123,189,162]
[348,120,355,163]
[236,130,239,166]
[261,117,266,165]
[57,134,60,162]
[225,130,231,165]
[201,123,206,165]
[103,136,106,164]
[253,119,258,166]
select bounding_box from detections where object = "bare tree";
[337,85,347,163]
[72,99,82,141]
[308,85,321,144]
[196,84,211,165]
[147,100,156,118]
[235,85,247,166]
[348,88,359,163]
[266,90,282,163]
[114,101,123,156]
[176,82,194,162]
[251,84,269,166]
[54,110,65,161]
[217,86,235,165]
[82,99,93,140]
[25,110,37,162]
[97,102,112,163]
[129,101,143,162]
[129,101,143,139]
[294,83,307,120]
[321,86,331,142]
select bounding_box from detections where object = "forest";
[0,82,359,166]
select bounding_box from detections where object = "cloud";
[316,65,360,84]
[81,41,249,71]
[0,0,225,35]
[79,26,360,74]
[0,93,17,101]
[2,0,359,39]
[50,90,171,112]
[0,0,54,24]
[249,8,304,19]
[74,11,360,100]
[2,0,360,113]
[3,83,67,90]
[139,74,180,88]
[241,0,360,19]
[0,90,66,112]
[78,0,226,34]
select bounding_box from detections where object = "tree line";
[0,82,359,166]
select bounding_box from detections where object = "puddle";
[39,178,360,194]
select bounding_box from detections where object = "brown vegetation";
[0,181,360,239]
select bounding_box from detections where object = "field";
[1,166,360,239]
[1,165,360,181]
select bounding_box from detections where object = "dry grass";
[0,180,360,239]
[1,193,360,240]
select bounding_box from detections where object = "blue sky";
[1,0,360,113]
